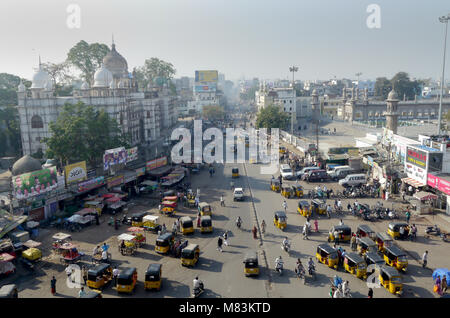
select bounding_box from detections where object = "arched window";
[31,115,43,129]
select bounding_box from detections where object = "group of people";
[434,275,448,296]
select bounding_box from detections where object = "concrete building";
[16,41,178,156]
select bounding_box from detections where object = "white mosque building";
[16,41,178,156]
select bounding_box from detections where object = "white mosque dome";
[31,66,51,89]
[93,63,113,88]
[44,80,53,91]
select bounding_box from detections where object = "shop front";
[427,173,450,215]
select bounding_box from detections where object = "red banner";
[427,174,450,196]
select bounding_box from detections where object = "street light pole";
[438,14,450,135]
[289,66,298,135]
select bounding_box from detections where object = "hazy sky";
[0,0,449,82]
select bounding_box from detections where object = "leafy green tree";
[44,102,129,166]
[202,105,225,121]
[0,106,21,156]
[66,40,110,85]
[134,58,176,89]
[374,77,392,100]
[390,72,422,101]
[256,105,290,131]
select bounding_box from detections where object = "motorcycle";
[236,219,242,229]
[122,214,132,225]
[426,225,441,236]
[295,266,306,284]
[275,261,284,276]
[281,242,291,254]
[192,282,204,298]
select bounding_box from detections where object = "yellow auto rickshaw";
[116,267,137,294]
[200,215,213,233]
[356,237,377,256]
[155,232,174,254]
[181,243,200,267]
[270,179,281,192]
[383,245,408,272]
[356,224,376,240]
[387,222,410,240]
[311,199,326,215]
[273,211,287,231]
[180,216,195,235]
[279,146,286,154]
[243,251,259,276]
[232,167,239,178]
[328,225,352,243]
[87,263,113,290]
[84,201,103,216]
[198,202,212,216]
[375,232,394,253]
[118,233,138,256]
[144,263,162,291]
[131,211,148,227]
[281,186,294,199]
[344,252,368,279]
[291,185,303,197]
[316,244,339,269]
[379,265,403,296]
[298,201,311,217]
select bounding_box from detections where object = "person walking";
[222,231,229,246]
[82,266,88,285]
[422,251,428,268]
[261,220,266,234]
[50,276,57,296]
[78,287,86,298]
[350,235,357,251]
[405,211,411,224]
[441,276,448,294]
[113,266,119,287]
[282,200,287,212]
[252,225,258,239]
[220,195,225,207]
[217,236,223,252]
[314,219,319,232]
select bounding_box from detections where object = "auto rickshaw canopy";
[380,265,402,280]
[358,237,377,249]
[88,263,111,276]
[0,284,18,298]
[146,263,162,280]
[388,222,409,231]
[274,211,287,219]
[317,244,338,257]
[357,224,375,236]
[376,232,393,242]
[131,211,148,220]
[156,232,174,245]
[180,216,193,227]
[118,267,137,280]
[298,201,310,208]
[365,252,385,266]
[181,244,199,258]
[384,245,407,258]
[330,225,352,236]
[200,215,212,226]
[244,251,258,265]
[143,215,159,223]
[345,252,366,265]
[312,199,326,206]
[271,179,280,186]
[198,202,211,210]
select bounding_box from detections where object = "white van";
[280,164,294,180]
[295,166,320,179]
[327,165,348,178]
[329,166,354,180]
[339,174,367,187]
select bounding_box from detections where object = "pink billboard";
[427,174,450,196]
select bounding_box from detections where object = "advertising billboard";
[427,174,450,196]
[195,70,218,83]
[146,156,168,171]
[78,176,105,193]
[126,147,138,163]
[103,147,127,170]
[64,161,87,185]
[107,175,124,188]
[406,147,427,169]
[13,167,58,199]
[194,83,217,93]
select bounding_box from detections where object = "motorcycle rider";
[308,257,315,275]
[282,237,290,251]
[236,216,242,229]
[326,205,332,218]
[295,259,305,278]
[302,223,309,240]
[193,276,204,295]
[275,256,284,273]
[282,200,287,212]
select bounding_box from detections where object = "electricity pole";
[289,66,298,135]
[437,14,450,134]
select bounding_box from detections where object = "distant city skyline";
[0,0,449,83]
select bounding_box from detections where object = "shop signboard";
[64,161,87,185]
[406,146,427,169]
[107,175,124,188]
[146,156,168,171]
[103,147,127,170]
[78,176,105,193]
[13,167,58,199]
[427,174,450,196]
[136,167,146,177]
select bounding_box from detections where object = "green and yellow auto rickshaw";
[344,252,368,279]
[281,185,294,199]
[180,216,195,235]
[356,224,376,240]
[270,179,281,192]
[144,263,162,291]
[356,237,378,256]
[198,202,212,216]
[232,167,239,178]
[311,199,326,215]
[200,215,213,233]
[379,265,403,296]
[298,201,311,218]
[181,244,200,267]
[383,245,408,272]
[375,232,394,253]
[328,225,352,243]
[273,211,287,231]
[243,251,260,277]
[131,211,148,227]
[316,244,339,269]
[155,232,174,254]
[291,185,303,197]
[387,222,410,240]
[116,267,138,294]
[87,263,113,290]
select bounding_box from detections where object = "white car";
[280,164,294,180]
[233,188,245,201]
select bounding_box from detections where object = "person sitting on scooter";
[193,276,203,293]
[282,237,290,250]
[296,259,305,277]
[236,216,242,228]
[308,257,315,273]
[275,256,284,272]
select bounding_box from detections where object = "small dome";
[11,155,42,176]
[18,80,26,92]
[312,89,318,95]
[387,89,399,100]
[81,81,89,90]
[31,66,50,89]
[93,63,113,88]
[103,43,128,79]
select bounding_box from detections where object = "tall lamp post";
[355,72,362,85]
[289,66,298,134]
[438,14,450,135]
